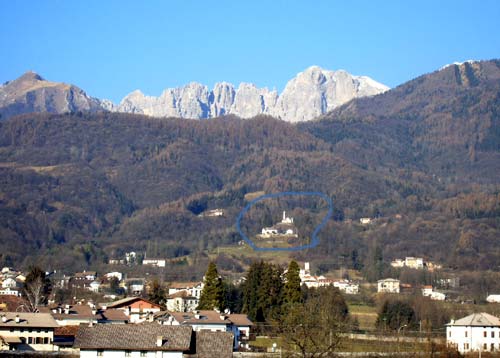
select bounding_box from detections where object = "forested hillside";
[0,60,499,278]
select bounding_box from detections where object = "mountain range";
[0,67,389,122]
[0,59,498,287]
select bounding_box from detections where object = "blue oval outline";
[236,191,333,251]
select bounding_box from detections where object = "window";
[491,343,495,351]
[465,331,468,337]
[492,331,495,338]
[484,331,487,338]
[483,343,487,350]
[28,337,33,344]
[140,351,147,357]
[125,351,131,357]
[97,350,103,357]
[464,343,469,350]
[448,331,451,337]
[43,337,49,344]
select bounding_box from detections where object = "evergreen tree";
[283,260,302,306]
[197,262,224,310]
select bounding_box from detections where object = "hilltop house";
[259,211,298,238]
[446,312,500,353]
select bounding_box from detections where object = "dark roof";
[169,310,232,325]
[55,325,80,337]
[74,323,192,351]
[227,314,253,326]
[195,331,233,358]
[100,309,129,322]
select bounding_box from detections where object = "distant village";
[1,251,500,356]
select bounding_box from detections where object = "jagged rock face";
[231,83,278,118]
[114,66,388,121]
[0,67,389,121]
[0,71,102,119]
[275,67,390,122]
[210,82,235,117]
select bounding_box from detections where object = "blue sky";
[1,0,499,103]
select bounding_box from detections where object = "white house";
[422,286,446,301]
[487,295,500,303]
[168,282,204,300]
[377,278,400,293]
[0,312,59,351]
[104,272,123,281]
[333,280,359,295]
[359,218,372,225]
[1,278,17,289]
[166,291,199,312]
[89,281,101,293]
[143,258,166,268]
[446,312,500,353]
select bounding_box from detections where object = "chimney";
[156,336,163,347]
[1,315,6,323]
[283,211,286,221]
[220,314,225,321]
[91,309,97,316]
[15,315,20,323]
[64,308,70,314]
[148,312,154,322]
[305,262,310,271]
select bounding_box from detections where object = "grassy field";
[349,304,378,332]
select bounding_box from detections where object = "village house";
[122,278,146,295]
[103,297,162,323]
[487,295,500,303]
[168,282,204,300]
[155,310,253,349]
[104,272,123,281]
[421,286,446,301]
[39,303,129,326]
[74,323,233,358]
[446,312,500,353]
[143,258,167,268]
[166,291,199,312]
[391,257,442,271]
[298,263,359,294]
[377,278,400,293]
[0,312,59,351]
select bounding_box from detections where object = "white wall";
[447,325,500,353]
[80,349,184,358]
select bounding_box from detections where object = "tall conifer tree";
[283,260,302,306]
[197,262,224,310]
